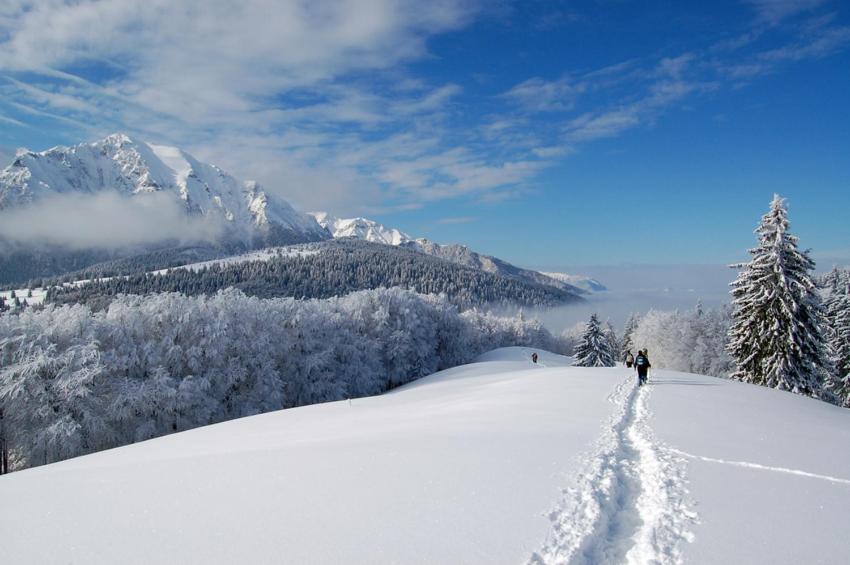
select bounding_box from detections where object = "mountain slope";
[311,212,591,295]
[1,347,847,564]
[47,239,584,308]
[402,239,587,294]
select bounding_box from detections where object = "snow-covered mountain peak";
[0,134,328,245]
[311,212,412,246]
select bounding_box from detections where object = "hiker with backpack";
[634,349,651,386]
[624,350,634,369]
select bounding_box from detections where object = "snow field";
[649,372,850,564]
[0,287,47,307]
[1,347,849,564]
[0,348,620,564]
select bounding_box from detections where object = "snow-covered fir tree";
[822,269,850,405]
[621,312,640,358]
[604,320,621,362]
[728,194,834,399]
[574,313,617,367]
[833,296,850,406]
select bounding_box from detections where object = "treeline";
[0,287,560,472]
[46,240,581,309]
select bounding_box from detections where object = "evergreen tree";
[604,320,620,361]
[621,312,639,357]
[823,272,850,405]
[574,313,616,367]
[728,195,833,399]
[833,295,850,406]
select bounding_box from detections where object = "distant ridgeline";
[47,239,583,309]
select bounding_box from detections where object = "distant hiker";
[531,352,539,364]
[624,350,634,369]
[635,349,651,386]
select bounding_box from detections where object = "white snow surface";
[150,246,320,275]
[1,347,849,564]
[0,287,46,309]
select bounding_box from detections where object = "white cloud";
[0,0,474,122]
[0,191,224,250]
[437,216,477,224]
[746,0,826,25]
[502,76,581,112]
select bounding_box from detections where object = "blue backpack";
[636,355,648,367]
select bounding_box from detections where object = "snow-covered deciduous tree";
[574,313,616,367]
[728,195,834,399]
[0,287,561,472]
[630,306,733,377]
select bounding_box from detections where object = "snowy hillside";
[47,239,583,308]
[2,347,848,564]
[0,134,328,245]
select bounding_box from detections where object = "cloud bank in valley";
[0,191,224,251]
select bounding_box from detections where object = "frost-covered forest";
[626,305,734,378]
[45,240,581,310]
[0,287,559,472]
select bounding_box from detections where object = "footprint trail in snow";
[530,376,697,565]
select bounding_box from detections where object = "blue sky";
[0,0,848,269]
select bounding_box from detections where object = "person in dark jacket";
[634,349,651,386]
[531,352,539,364]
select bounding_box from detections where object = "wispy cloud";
[437,216,477,224]
[746,0,826,25]
[501,76,581,112]
[0,114,26,127]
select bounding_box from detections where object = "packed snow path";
[2,347,850,564]
[531,377,696,565]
